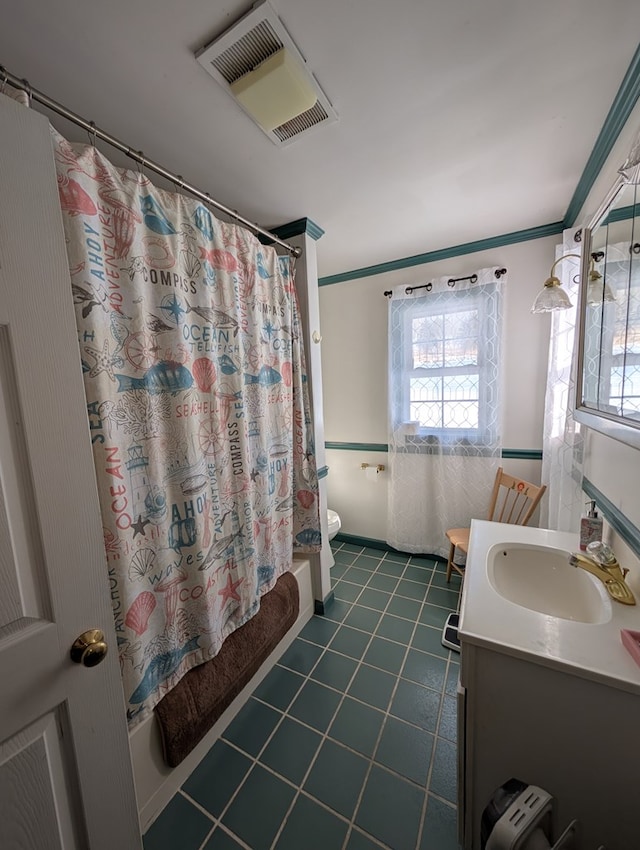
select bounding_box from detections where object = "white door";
[0,95,141,848]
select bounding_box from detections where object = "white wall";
[319,235,557,542]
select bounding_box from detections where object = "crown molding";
[269,217,325,242]
[564,43,640,227]
[318,222,563,286]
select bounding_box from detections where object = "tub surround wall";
[272,219,334,602]
[320,236,556,543]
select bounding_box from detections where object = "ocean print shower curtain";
[52,130,320,726]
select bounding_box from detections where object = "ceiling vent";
[196,0,337,147]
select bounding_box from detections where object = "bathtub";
[130,558,314,831]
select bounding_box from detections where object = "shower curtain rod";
[0,65,303,258]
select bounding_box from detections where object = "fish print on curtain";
[52,130,321,726]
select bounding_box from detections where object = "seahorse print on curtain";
[52,130,321,727]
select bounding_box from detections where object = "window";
[408,305,481,430]
[389,275,502,447]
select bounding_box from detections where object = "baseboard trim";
[314,591,335,615]
[334,532,446,562]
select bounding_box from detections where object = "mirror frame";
[574,174,640,449]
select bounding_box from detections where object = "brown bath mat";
[154,570,299,767]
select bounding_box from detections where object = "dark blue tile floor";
[144,543,463,850]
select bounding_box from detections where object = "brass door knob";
[70,629,108,667]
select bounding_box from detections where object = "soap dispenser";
[580,500,603,551]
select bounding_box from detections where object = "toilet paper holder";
[361,463,385,473]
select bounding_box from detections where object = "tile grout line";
[415,571,462,848]
[265,659,457,743]
[160,546,459,850]
[334,555,415,850]
[202,662,313,845]
[413,561,446,850]
[340,555,452,850]
[268,559,406,850]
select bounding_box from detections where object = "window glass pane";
[412,315,444,368]
[410,401,442,428]
[610,366,623,398]
[443,401,479,429]
[410,376,442,401]
[443,374,479,400]
[443,310,479,367]
[442,337,478,367]
[413,339,443,369]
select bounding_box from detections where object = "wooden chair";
[445,467,546,582]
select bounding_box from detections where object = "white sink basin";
[487,542,611,624]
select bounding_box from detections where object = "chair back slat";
[487,467,546,528]
[446,466,547,583]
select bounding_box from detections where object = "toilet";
[327,509,341,541]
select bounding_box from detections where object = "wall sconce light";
[585,254,616,305]
[531,253,581,313]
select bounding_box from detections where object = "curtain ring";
[573,274,580,285]
[136,151,146,176]
[447,279,456,287]
[87,120,97,147]
[173,174,184,194]
[0,66,7,95]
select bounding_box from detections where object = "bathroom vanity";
[457,521,640,850]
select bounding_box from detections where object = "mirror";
[575,172,640,448]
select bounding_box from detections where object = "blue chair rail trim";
[325,442,543,460]
[325,441,389,453]
[582,477,640,560]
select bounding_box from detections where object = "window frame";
[397,285,500,446]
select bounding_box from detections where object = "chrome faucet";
[569,541,636,606]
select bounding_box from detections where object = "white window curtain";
[386,268,505,556]
[540,228,585,531]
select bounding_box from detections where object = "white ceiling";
[1,1,640,277]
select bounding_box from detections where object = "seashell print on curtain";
[52,130,321,726]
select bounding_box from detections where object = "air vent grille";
[273,100,329,141]
[211,20,282,83]
[196,0,338,146]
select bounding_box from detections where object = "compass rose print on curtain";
[52,130,321,726]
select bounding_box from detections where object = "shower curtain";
[52,130,320,726]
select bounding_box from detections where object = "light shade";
[531,275,574,313]
[531,252,582,314]
[586,269,616,305]
[230,47,317,132]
